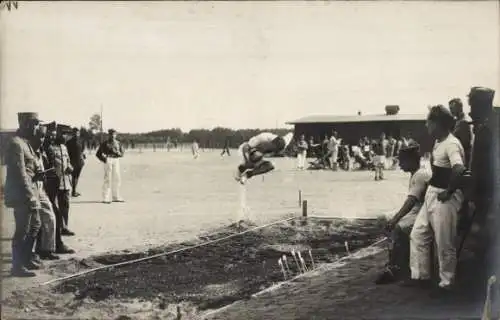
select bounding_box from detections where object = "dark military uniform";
[4,113,44,276]
[463,87,496,274]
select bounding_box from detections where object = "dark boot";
[61,228,75,236]
[11,266,36,277]
[56,243,75,254]
[25,260,41,270]
[39,251,60,260]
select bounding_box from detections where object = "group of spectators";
[296,131,414,179]
[374,87,496,294]
[3,113,125,277]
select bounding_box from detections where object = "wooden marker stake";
[302,200,308,217]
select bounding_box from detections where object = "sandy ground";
[1,149,410,318]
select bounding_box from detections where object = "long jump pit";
[1,216,388,320]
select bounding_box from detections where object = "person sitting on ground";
[375,142,431,284]
[235,132,293,184]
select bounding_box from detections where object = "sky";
[1,1,499,133]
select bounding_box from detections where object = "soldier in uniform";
[46,125,76,236]
[66,127,86,197]
[4,112,45,277]
[466,87,496,265]
[96,129,125,203]
[30,125,60,260]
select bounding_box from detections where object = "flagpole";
[100,104,104,142]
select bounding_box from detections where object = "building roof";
[286,113,427,125]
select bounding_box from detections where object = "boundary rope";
[41,217,297,286]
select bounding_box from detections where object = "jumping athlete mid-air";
[235,132,293,184]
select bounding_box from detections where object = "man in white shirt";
[404,105,466,292]
[375,142,431,284]
[235,132,293,184]
[328,131,340,171]
[296,134,308,170]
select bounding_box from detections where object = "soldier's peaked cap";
[44,121,57,131]
[468,87,495,103]
[17,112,43,126]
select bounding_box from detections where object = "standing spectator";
[393,138,404,168]
[328,131,340,171]
[449,98,472,169]
[373,133,388,180]
[96,129,125,204]
[467,87,496,260]
[43,124,75,254]
[66,127,86,197]
[31,125,60,261]
[321,135,331,168]
[387,136,397,168]
[406,105,466,292]
[46,127,76,236]
[296,134,308,170]
[4,112,44,277]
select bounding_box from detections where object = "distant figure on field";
[375,142,430,284]
[328,131,340,170]
[221,137,231,156]
[235,132,293,184]
[296,134,308,170]
[96,129,125,204]
[373,133,388,180]
[192,140,200,159]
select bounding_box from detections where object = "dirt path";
[207,244,490,320]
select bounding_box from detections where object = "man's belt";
[429,165,452,189]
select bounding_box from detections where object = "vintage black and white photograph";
[0,0,499,319]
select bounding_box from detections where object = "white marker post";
[308,249,316,269]
[278,258,287,280]
[282,255,291,274]
[291,250,302,273]
[239,184,250,222]
[344,241,351,255]
[298,252,308,272]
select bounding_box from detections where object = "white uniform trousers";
[103,157,122,202]
[409,186,464,287]
[297,150,307,169]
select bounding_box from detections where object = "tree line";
[81,114,292,149]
